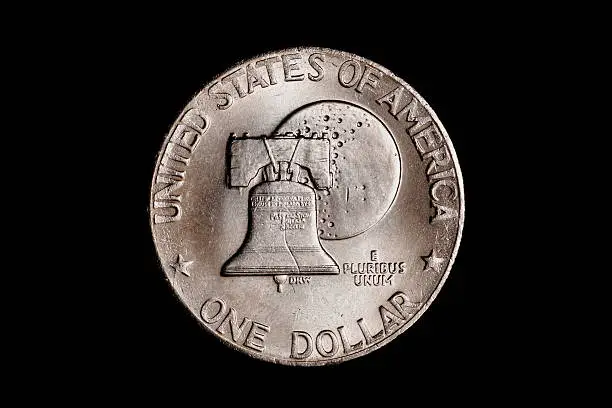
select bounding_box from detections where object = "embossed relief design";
[150,48,464,365]
[222,102,401,292]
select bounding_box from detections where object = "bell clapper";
[274,275,288,292]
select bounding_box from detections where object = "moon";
[275,101,400,240]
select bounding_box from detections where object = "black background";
[91,23,524,391]
[3,4,586,400]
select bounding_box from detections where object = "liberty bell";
[222,132,339,291]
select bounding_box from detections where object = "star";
[421,250,445,273]
[169,254,193,277]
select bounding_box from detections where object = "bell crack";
[274,227,300,293]
[283,227,300,273]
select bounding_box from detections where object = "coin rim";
[149,46,465,366]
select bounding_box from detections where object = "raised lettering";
[244,321,270,352]
[245,63,269,94]
[356,65,383,93]
[429,167,456,181]
[431,202,458,223]
[215,307,252,343]
[337,326,363,354]
[222,68,247,98]
[170,124,200,153]
[388,292,418,320]
[152,108,207,224]
[155,164,185,183]
[397,97,432,136]
[161,142,190,166]
[412,125,442,155]
[357,318,383,345]
[431,179,458,201]
[208,82,232,110]
[424,145,452,175]
[290,331,313,359]
[153,201,181,224]
[154,179,183,202]
[379,305,405,335]
[255,56,281,85]
[307,53,325,81]
[338,60,362,88]
[315,330,339,358]
[370,250,378,261]
[200,297,227,324]
[182,108,207,133]
[282,53,304,81]
[376,86,405,116]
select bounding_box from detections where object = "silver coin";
[150,47,464,366]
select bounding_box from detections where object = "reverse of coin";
[150,47,464,365]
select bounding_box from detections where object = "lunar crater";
[274,101,401,240]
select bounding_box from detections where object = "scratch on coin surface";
[293,308,301,326]
[282,228,300,272]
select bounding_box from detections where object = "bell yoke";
[222,132,340,279]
